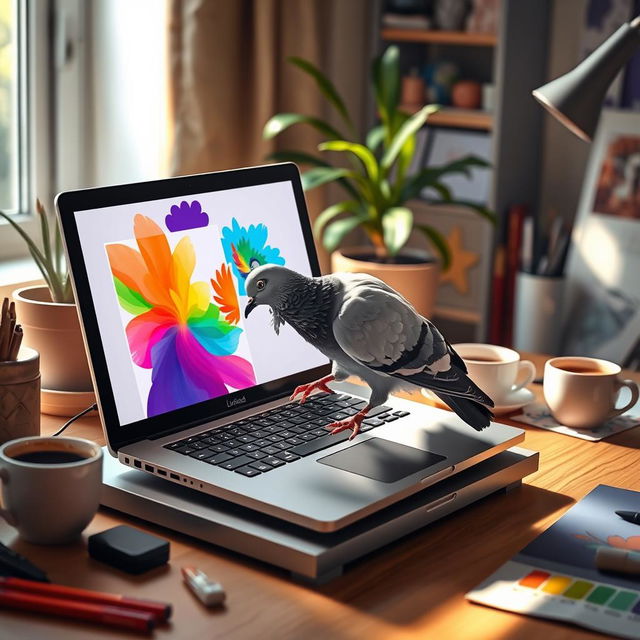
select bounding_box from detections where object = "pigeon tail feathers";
[434,393,493,431]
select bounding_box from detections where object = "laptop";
[56,163,524,532]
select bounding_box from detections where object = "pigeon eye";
[256,279,266,290]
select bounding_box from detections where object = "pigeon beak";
[245,297,257,318]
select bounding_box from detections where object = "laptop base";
[101,446,538,584]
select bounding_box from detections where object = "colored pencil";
[0,576,171,623]
[0,586,155,633]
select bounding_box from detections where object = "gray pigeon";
[244,265,494,439]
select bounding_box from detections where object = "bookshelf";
[378,1,553,342]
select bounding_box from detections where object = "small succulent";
[0,200,73,303]
[264,46,494,268]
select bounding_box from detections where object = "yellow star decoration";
[439,226,479,294]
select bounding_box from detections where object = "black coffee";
[12,451,88,465]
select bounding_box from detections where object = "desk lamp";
[532,16,640,141]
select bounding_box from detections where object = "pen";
[0,586,155,633]
[615,510,640,524]
[0,576,171,623]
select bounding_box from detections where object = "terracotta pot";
[13,286,93,392]
[331,247,440,318]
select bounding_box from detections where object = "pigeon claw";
[327,411,367,441]
[290,375,335,404]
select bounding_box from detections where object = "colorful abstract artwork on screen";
[104,201,286,418]
[221,218,285,294]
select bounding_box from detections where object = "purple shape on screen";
[165,200,209,232]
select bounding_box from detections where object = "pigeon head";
[244,264,300,319]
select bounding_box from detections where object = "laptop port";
[170,473,179,480]
[124,457,130,464]
[144,464,154,472]
[134,460,141,468]
[157,469,167,476]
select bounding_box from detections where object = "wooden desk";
[2,353,638,639]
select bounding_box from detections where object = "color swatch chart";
[467,485,640,639]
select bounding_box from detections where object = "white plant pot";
[331,247,440,318]
[13,286,93,393]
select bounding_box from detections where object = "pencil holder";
[513,272,565,355]
[0,347,40,445]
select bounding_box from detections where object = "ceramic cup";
[453,343,536,404]
[544,356,639,429]
[0,436,102,544]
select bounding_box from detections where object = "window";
[0,0,52,261]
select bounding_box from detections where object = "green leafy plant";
[263,46,494,268]
[0,200,73,303]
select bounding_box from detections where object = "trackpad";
[318,438,447,483]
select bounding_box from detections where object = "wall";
[88,0,169,186]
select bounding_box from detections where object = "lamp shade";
[533,21,640,142]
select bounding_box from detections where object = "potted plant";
[263,46,493,316]
[1,201,93,405]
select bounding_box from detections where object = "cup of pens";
[0,298,40,445]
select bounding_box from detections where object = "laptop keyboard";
[163,392,410,478]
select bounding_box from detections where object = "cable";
[52,403,98,437]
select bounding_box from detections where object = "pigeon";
[244,265,494,439]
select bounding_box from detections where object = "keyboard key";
[311,428,328,437]
[208,444,229,453]
[278,431,295,439]
[288,426,307,434]
[255,418,274,427]
[176,446,195,455]
[184,436,202,444]
[250,430,270,439]
[223,439,242,449]
[368,405,392,417]
[266,434,283,443]
[229,427,248,436]
[165,442,183,450]
[207,452,233,464]
[393,410,410,417]
[238,435,256,444]
[285,437,304,446]
[201,436,222,446]
[340,407,359,416]
[363,418,385,427]
[220,456,254,470]
[262,456,285,467]
[249,461,274,473]
[276,451,300,463]
[288,416,308,425]
[189,450,214,461]
[245,450,266,460]
[191,441,209,450]
[383,415,399,422]
[273,441,291,451]
[289,431,351,457]
[263,425,284,433]
[253,439,271,448]
[260,445,281,456]
[300,433,318,441]
[226,449,244,457]
[235,465,262,477]
[241,443,260,452]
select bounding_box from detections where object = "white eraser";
[182,566,226,607]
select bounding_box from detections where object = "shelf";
[433,306,482,324]
[400,105,493,130]
[381,28,497,47]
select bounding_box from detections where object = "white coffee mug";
[544,356,639,429]
[0,436,102,544]
[452,343,536,404]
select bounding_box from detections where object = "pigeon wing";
[332,278,491,406]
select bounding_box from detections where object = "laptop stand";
[101,446,538,584]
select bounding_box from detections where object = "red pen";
[0,586,155,633]
[0,576,171,623]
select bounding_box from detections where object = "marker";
[0,576,171,623]
[596,547,640,576]
[182,567,226,607]
[615,510,640,525]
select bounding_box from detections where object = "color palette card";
[467,485,640,639]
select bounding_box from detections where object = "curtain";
[168,0,374,270]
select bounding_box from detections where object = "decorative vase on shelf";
[434,0,471,31]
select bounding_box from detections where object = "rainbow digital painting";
[221,218,285,294]
[106,214,256,417]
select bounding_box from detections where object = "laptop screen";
[71,177,328,427]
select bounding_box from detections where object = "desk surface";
[2,353,638,640]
